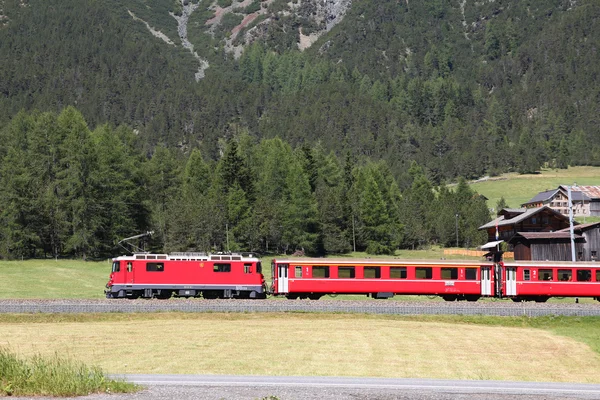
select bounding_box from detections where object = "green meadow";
[470,166,600,214]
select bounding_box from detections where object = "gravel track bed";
[1,298,599,316]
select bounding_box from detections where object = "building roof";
[559,185,600,201]
[478,206,572,230]
[510,232,583,241]
[522,189,559,205]
[558,221,600,233]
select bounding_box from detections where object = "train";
[105,252,600,302]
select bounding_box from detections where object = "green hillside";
[470,166,600,213]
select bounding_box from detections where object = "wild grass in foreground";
[0,347,138,397]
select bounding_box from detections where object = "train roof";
[272,258,494,266]
[114,252,261,262]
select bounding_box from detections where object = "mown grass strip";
[1,313,599,382]
[0,347,138,397]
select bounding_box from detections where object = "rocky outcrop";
[170,0,210,81]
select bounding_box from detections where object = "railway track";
[1,298,599,317]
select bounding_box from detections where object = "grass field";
[1,313,599,383]
[470,166,600,213]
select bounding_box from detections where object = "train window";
[127,262,132,272]
[295,266,302,278]
[390,267,407,279]
[112,262,120,273]
[596,270,600,282]
[465,268,477,280]
[146,263,164,272]
[576,269,592,282]
[338,267,355,278]
[313,266,330,278]
[364,267,381,279]
[558,269,572,281]
[416,267,432,279]
[523,269,530,281]
[244,264,252,274]
[441,268,458,280]
[539,269,553,281]
[257,262,262,274]
[214,263,231,273]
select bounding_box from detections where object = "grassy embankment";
[0,347,138,397]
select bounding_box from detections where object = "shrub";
[0,347,138,397]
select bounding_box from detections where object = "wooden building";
[509,232,585,261]
[521,185,600,217]
[478,206,574,244]
[558,222,600,261]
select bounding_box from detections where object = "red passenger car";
[271,258,496,301]
[105,252,265,299]
[500,261,600,302]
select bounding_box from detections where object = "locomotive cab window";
[390,267,407,279]
[364,267,381,279]
[244,264,252,274]
[558,269,572,281]
[214,263,231,273]
[146,262,164,272]
[577,269,592,282]
[256,262,262,274]
[112,261,120,273]
[295,266,302,278]
[312,266,330,278]
[441,268,458,280]
[416,267,432,279]
[338,267,355,278]
[465,268,477,280]
[539,269,553,281]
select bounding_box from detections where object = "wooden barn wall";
[513,243,531,261]
[582,228,600,260]
[531,242,584,261]
[590,202,600,216]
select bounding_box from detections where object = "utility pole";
[455,213,459,248]
[568,186,576,262]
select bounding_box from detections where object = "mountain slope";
[1,0,599,181]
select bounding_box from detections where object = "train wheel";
[286,294,299,300]
[465,295,480,302]
[155,291,172,299]
[442,295,457,302]
[203,291,219,299]
[511,297,522,302]
[308,293,322,300]
[534,297,549,303]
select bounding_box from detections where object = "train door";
[481,266,492,296]
[505,267,517,296]
[277,263,289,293]
[124,261,133,284]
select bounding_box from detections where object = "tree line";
[0,108,490,259]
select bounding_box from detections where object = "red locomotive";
[105,252,266,299]
[270,258,600,302]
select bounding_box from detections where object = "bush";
[366,241,394,255]
[0,347,138,397]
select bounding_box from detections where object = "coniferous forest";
[1,0,600,258]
